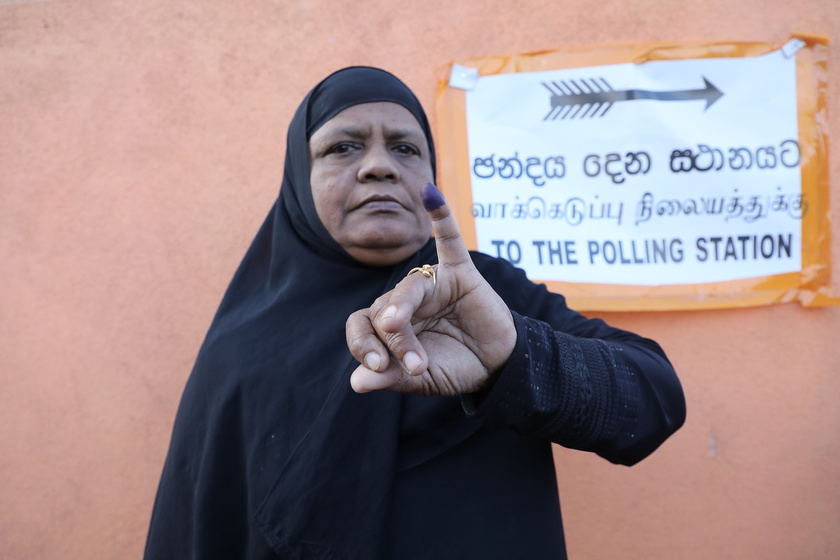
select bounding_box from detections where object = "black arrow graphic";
[543,77,724,120]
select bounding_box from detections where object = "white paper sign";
[465,48,802,286]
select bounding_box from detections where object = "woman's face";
[309,102,434,266]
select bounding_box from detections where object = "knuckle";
[345,312,360,329]
[346,330,364,351]
[370,293,391,311]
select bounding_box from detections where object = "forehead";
[309,101,426,141]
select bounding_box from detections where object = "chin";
[345,235,429,266]
[355,223,427,248]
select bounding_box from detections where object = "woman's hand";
[346,183,517,396]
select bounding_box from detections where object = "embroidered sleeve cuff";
[461,310,622,449]
[461,311,533,420]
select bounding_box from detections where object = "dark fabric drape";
[145,67,469,560]
[144,66,684,560]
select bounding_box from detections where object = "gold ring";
[408,264,436,286]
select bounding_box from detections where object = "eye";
[326,142,359,155]
[392,143,420,156]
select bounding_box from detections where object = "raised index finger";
[421,182,471,267]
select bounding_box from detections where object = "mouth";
[355,194,406,211]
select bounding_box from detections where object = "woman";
[144,66,685,560]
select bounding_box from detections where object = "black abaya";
[144,67,685,560]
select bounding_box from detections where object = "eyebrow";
[325,126,425,142]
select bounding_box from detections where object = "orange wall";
[1,1,837,558]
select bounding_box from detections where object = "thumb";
[421,182,471,266]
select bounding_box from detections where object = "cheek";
[411,212,433,246]
[310,162,342,208]
[310,180,343,232]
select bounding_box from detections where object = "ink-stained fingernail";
[364,352,381,372]
[421,182,445,212]
[404,351,422,374]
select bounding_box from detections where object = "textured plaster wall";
[1,1,838,558]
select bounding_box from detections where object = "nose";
[357,144,399,183]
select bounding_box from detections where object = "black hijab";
[145,67,474,560]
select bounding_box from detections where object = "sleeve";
[463,255,686,466]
